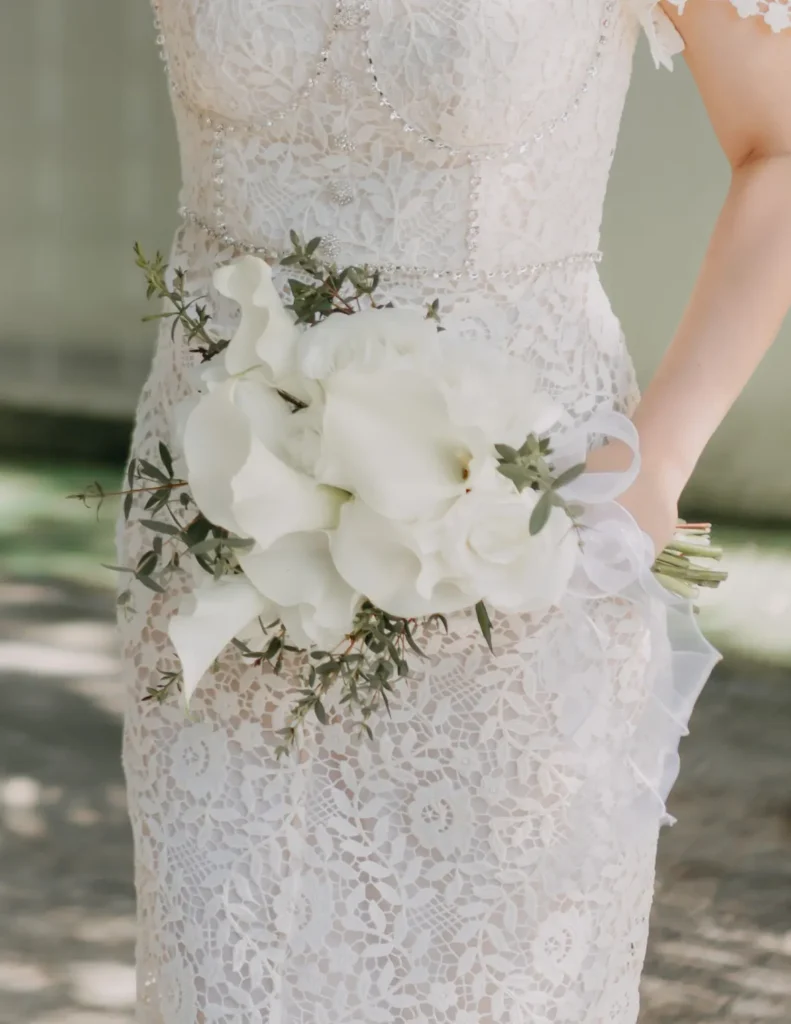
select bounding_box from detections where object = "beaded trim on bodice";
[150,0,638,279]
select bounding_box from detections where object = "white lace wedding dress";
[119,2,788,1022]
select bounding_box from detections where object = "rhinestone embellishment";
[178,206,602,282]
[360,0,617,160]
[332,71,354,97]
[149,0,342,129]
[329,131,356,153]
[328,181,355,206]
[337,0,367,28]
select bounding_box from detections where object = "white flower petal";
[298,308,440,380]
[231,435,347,552]
[437,340,561,446]
[317,369,469,522]
[230,372,294,452]
[181,382,253,535]
[169,578,275,703]
[330,501,475,618]
[439,489,578,615]
[240,532,360,648]
[213,256,300,381]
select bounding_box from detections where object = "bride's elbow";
[728,149,791,220]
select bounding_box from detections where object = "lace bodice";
[155,0,637,275]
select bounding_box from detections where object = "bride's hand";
[584,438,682,558]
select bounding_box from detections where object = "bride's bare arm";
[639,1,791,486]
[591,1,791,552]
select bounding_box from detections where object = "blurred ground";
[0,461,790,1023]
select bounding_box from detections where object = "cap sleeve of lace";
[634,1,791,71]
[630,2,684,69]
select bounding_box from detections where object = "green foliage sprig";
[495,435,586,535]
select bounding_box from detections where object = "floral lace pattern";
[119,2,779,1021]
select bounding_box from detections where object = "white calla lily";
[317,368,470,522]
[240,532,360,649]
[298,308,440,380]
[230,371,294,450]
[218,369,325,475]
[169,577,276,703]
[214,256,300,381]
[181,371,341,551]
[181,381,253,535]
[232,435,348,552]
[330,501,476,618]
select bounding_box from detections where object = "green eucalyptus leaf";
[264,636,283,659]
[140,519,181,536]
[552,462,587,490]
[138,459,169,484]
[136,574,166,595]
[137,550,159,576]
[185,517,211,546]
[475,600,494,654]
[529,492,553,535]
[495,443,520,462]
[497,463,529,490]
[158,442,174,478]
[518,435,540,458]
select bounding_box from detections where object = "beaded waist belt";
[179,206,602,283]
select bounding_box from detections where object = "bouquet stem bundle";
[652,522,727,600]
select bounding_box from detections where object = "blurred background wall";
[0,0,789,516]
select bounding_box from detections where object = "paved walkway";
[0,578,789,1023]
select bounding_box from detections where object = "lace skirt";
[120,227,717,1024]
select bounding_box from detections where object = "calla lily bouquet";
[85,237,726,754]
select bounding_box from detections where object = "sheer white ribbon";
[553,409,721,824]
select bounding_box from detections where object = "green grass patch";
[0,460,123,588]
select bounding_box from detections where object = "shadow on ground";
[0,577,789,1023]
[0,579,134,1024]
